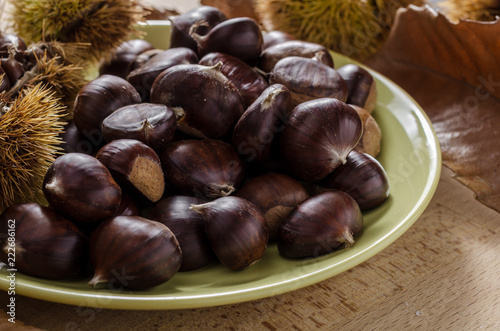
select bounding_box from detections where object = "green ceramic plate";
[0,21,441,310]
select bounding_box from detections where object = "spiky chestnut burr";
[0,83,66,213]
[9,0,146,63]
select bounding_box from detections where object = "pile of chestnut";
[0,6,389,290]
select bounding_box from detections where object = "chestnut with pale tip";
[320,150,390,210]
[96,139,165,204]
[259,40,334,73]
[150,62,244,139]
[189,196,269,271]
[159,139,246,199]
[270,56,347,108]
[89,215,182,290]
[42,153,122,224]
[278,190,363,258]
[0,203,88,279]
[278,98,363,182]
[149,196,216,272]
[350,104,382,157]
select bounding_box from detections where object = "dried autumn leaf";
[366,5,500,213]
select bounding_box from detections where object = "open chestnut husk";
[350,105,381,157]
[149,196,216,271]
[199,52,269,108]
[159,139,246,199]
[150,63,244,139]
[278,98,363,182]
[337,64,377,113]
[190,196,269,270]
[270,56,347,108]
[43,153,122,224]
[235,173,309,239]
[127,47,198,102]
[101,103,176,152]
[259,40,334,73]
[0,203,88,279]
[190,17,263,65]
[89,215,182,290]
[73,75,141,136]
[96,139,165,204]
[232,84,291,164]
[170,6,227,52]
[320,150,389,210]
[278,190,363,258]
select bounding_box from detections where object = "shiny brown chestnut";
[149,196,216,271]
[101,103,176,152]
[262,30,297,50]
[150,63,244,139]
[170,6,227,52]
[0,51,24,87]
[278,190,363,258]
[159,139,246,199]
[127,47,198,101]
[73,75,141,136]
[350,105,382,157]
[0,203,87,279]
[43,153,122,224]
[0,33,27,58]
[96,139,165,203]
[278,98,363,182]
[190,196,269,270]
[199,52,268,108]
[320,150,389,210]
[89,215,182,290]
[270,56,347,108]
[99,39,155,79]
[235,173,309,240]
[60,120,103,156]
[190,17,263,65]
[337,64,377,113]
[114,192,142,217]
[232,84,291,164]
[0,66,11,93]
[259,40,334,73]
[128,49,163,72]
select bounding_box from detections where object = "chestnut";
[337,64,377,113]
[190,17,263,65]
[98,39,155,79]
[149,196,216,271]
[0,34,27,58]
[278,190,363,258]
[232,84,291,164]
[278,98,363,182]
[0,203,87,279]
[0,66,11,93]
[73,75,141,136]
[128,49,164,72]
[89,215,182,290]
[262,30,297,50]
[170,6,227,52]
[320,150,389,210]
[159,139,246,199]
[350,104,382,157]
[150,63,244,139]
[270,56,347,108]
[259,40,334,73]
[199,52,269,108]
[60,120,103,156]
[96,139,165,204]
[42,153,122,224]
[190,196,269,270]
[235,173,309,240]
[100,103,176,152]
[127,47,198,101]
[114,192,142,217]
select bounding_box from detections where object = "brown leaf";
[366,5,500,213]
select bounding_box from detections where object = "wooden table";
[2,166,500,330]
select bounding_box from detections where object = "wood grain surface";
[2,167,499,330]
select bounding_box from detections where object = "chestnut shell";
[0,203,87,279]
[278,190,363,258]
[89,215,182,290]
